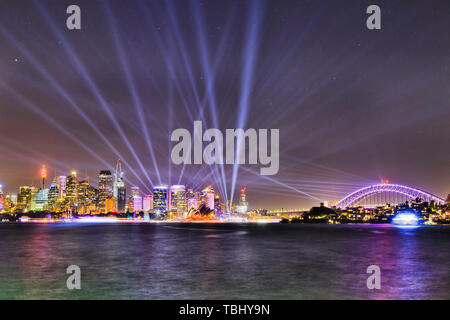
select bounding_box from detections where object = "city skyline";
[0,1,450,302]
[0,161,239,216]
[0,160,447,214]
[1,0,450,210]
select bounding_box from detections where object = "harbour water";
[0,223,448,299]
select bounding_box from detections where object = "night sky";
[1,0,450,209]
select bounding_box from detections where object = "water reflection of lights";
[12,216,281,224]
[74,217,121,223]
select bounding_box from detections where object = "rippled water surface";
[0,223,448,299]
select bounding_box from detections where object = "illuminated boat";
[392,212,419,225]
[18,216,30,222]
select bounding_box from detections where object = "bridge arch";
[336,184,445,209]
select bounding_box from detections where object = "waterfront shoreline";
[2,219,450,226]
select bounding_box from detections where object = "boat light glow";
[392,212,419,225]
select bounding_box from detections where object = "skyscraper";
[98,170,113,213]
[143,194,153,212]
[78,179,90,207]
[17,186,32,210]
[48,182,60,210]
[31,188,49,211]
[65,171,78,207]
[113,159,126,213]
[105,196,117,213]
[170,185,186,214]
[133,195,143,212]
[153,185,168,212]
[58,175,66,200]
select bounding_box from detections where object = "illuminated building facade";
[10,194,17,206]
[98,170,113,213]
[78,179,90,207]
[105,196,117,213]
[116,186,126,213]
[47,183,59,210]
[65,171,78,207]
[214,194,224,215]
[127,196,134,213]
[113,159,126,213]
[18,186,32,210]
[3,194,15,211]
[58,175,66,200]
[31,188,49,211]
[143,194,153,212]
[153,185,168,212]
[170,185,186,214]
[133,195,143,212]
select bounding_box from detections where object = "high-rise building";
[78,179,90,207]
[143,194,153,212]
[48,183,60,210]
[105,196,117,213]
[85,183,98,206]
[65,171,78,206]
[31,188,49,211]
[153,185,168,212]
[10,194,17,206]
[18,186,32,210]
[127,196,134,213]
[113,159,126,213]
[170,185,186,214]
[202,186,215,210]
[58,175,66,200]
[133,195,143,212]
[214,194,224,215]
[3,194,16,211]
[98,170,113,213]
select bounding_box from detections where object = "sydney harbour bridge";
[336,183,445,209]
